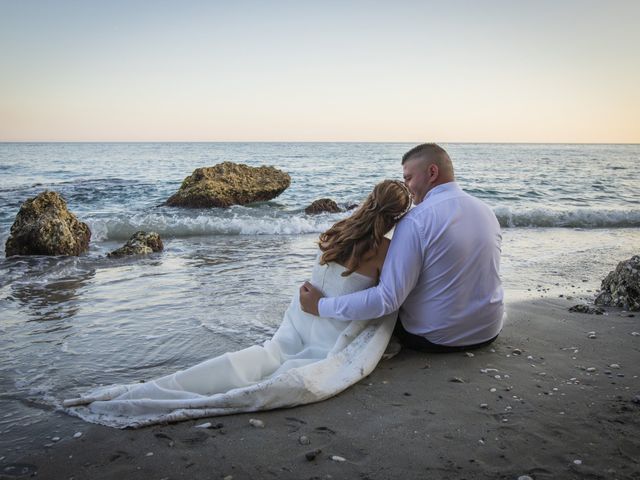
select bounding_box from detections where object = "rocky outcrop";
[108,231,164,258]
[5,191,91,257]
[166,162,290,208]
[595,255,640,311]
[305,198,342,215]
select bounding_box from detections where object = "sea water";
[0,142,638,458]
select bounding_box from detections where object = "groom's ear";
[428,163,439,181]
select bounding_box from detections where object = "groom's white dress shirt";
[318,182,504,346]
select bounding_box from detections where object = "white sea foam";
[86,206,640,240]
[494,207,640,228]
[88,211,342,240]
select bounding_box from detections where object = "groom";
[300,143,504,352]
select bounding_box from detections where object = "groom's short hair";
[401,143,454,178]
[401,143,449,165]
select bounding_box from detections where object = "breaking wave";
[85,206,640,240]
[494,207,640,228]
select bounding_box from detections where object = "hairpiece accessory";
[392,181,412,220]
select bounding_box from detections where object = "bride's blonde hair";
[319,180,411,276]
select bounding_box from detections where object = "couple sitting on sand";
[65,143,504,428]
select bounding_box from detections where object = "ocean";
[0,142,638,458]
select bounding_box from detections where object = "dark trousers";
[393,321,498,353]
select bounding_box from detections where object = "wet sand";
[2,298,639,480]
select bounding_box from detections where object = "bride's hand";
[299,281,322,316]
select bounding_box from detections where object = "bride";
[64,180,412,428]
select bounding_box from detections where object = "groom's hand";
[299,281,322,316]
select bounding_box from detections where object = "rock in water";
[166,162,290,208]
[595,255,640,311]
[5,191,91,257]
[108,231,163,258]
[304,198,342,214]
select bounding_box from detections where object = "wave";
[83,206,640,240]
[88,211,342,240]
[494,207,640,228]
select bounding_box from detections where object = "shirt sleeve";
[318,215,424,321]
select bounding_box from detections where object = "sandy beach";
[3,297,638,480]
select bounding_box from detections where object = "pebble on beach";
[72,432,82,439]
[331,455,346,462]
[249,418,265,428]
[305,449,322,461]
[298,435,311,445]
[194,422,212,429]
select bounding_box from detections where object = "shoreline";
[2,297,638,480]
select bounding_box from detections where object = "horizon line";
[1,140,639,146]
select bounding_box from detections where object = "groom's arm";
[304,216,424,320]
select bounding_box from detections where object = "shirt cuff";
[318,297,333,318]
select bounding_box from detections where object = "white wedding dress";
[64,254,398,428]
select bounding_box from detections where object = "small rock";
[194,422,212,429]
[51,437,60,442]
[512,348,522,355]
[480,403,488,409]
[146,452,154,457]
[588,334,597,339]
[298,435,311,445]
[223,476,233,480]
[331,455,346,462]
[490,388,497,393]
[517,476,533,480]
[450,377,465,383]
[73,432,82,439]
[464,352,475,357]
[586,367,597,373]
[249,418,265,428]
[631,395,640,404]
[569,304,604,315]
[609,363,621,369]
[631,332,640,336]
[573,459,582,465]
[108,231,163,258]
[305,449,322,461]
[480,368,499,374]
[305,198,342,215]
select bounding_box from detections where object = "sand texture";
[3,298,639,480]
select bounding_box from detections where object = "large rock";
[166,162,290,208]
[595,255,640,311]
[5,191,91,257]
[108,231,163,258]
[305,198,342,215]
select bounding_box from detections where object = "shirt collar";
[424,181,460,201]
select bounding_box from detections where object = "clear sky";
[1,0,638,142]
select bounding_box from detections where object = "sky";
[0,0,639,143]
